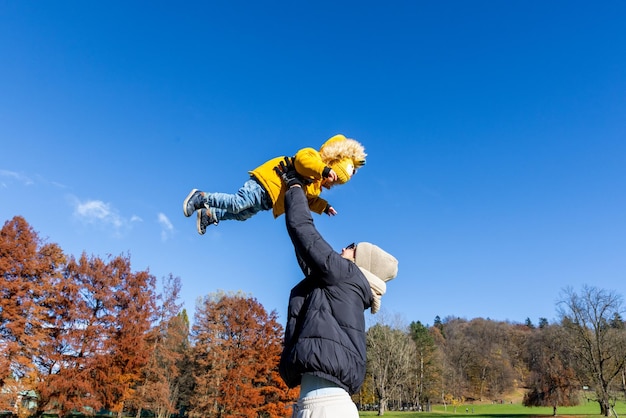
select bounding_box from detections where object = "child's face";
[322,178,336,189]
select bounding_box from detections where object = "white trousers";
[292,374,359,418]
[291,392,359,418]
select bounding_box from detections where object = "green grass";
[359,400,626,417]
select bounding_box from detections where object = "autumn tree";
[505,323,532,386]
[132,274,190,418]
[33,253,98,417]
[189,291,295,418]
[34,252,156,417]
[523,324,580,416]
[438,317,518,404]
[438,317,472,405]
[0,216,66,413]
[466,319,516,399]
[91,254,156,417]
[558,285,626,416]
[0,216,157,417]
[353,373,376,410]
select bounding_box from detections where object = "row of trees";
[0,216,156,417]
[2,215,626,417]
[361,286,626,417]
[0,216,297,418]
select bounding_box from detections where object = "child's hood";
[319,134,367,169]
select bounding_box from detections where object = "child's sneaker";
[197,208,218,235]
[183,189,206,217]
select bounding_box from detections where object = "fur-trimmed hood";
[319,134,367,169]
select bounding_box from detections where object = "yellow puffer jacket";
[249,151,329,218]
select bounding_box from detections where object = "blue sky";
[1,1,625,327]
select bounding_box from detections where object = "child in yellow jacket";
[183,134,366,234]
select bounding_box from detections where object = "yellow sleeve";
[294,148,327,180]
[303,180,328,215]
[308,196,329,215]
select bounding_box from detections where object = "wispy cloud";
[0,169,68,190]
[73,199,124,229]
[71,197,146,239]
[158,213,174,241]
[0,169,34,187]
[64,192,160,241]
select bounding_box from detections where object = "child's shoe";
[197,208,218,235]
[183,189,207,217]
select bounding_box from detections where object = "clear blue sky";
[2,1,625,326]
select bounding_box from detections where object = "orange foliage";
[131,275,190,418]
[0,217,66,411]
[190,292,297,418]
[0,216,157,417]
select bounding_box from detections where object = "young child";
[183,134,366,234]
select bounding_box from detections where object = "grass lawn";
[359,400,626,417]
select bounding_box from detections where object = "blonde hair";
[319,134,367,168]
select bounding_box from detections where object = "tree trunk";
[599,399,612,416]
[378,396,386,416]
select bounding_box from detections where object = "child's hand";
[324,205,337,216]
[326,169,338,182]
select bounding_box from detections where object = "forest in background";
[2,216,626,418]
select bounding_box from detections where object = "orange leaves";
[190,292,297,418]
[0,216,157,417]
[0,216,64,383]
[1,217,295,417]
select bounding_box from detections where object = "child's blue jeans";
[206,178,272,221]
